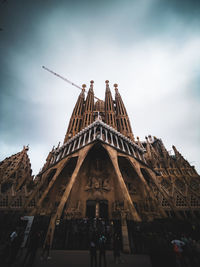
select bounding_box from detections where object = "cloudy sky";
[0,0,200,175]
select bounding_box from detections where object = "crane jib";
[42,66,101,101]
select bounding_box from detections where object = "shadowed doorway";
[86,200,108,219]
[86,200,96,218]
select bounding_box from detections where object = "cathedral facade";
[0,81,200,251]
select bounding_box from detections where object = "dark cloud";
[0,0,200,174]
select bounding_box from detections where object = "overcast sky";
[0,0,200,175]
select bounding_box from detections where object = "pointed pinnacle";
[114,83,119,93]
[82,84,86,92]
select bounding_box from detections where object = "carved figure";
[102,178,110,191]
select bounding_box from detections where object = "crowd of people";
[52,217,120,250]
[0,227,45,266]
[0,217,122,266]
[149,232,200,267]
[129,220,200,267]
[0,216,200,267]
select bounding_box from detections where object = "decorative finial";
[105,80,110,91]
[82,84,86,92]
[114,83,118,92]
[90,80,94,90]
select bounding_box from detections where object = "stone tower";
[64,85,85,143]
[0,146,35,210]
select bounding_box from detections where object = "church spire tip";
[82,84,86,92]
[114,83,119,93]
[89,80,94,91]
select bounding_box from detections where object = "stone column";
[88,129,92,143]
[72,139,77,152]
[105,129,108,143]
[121,211,130,253]
[130,146,136,157]
[67,143,72,155]
[110,132,114,146]
[125,142,131,155]
[120,138,125,152]
[77,136,82,149]
[62,146,67,157]
[103,144,141,221]
[100,126,103,140]
[93,126,96,141]
[45,144,93,248]
[83,132,87,146]
[28,159,69,212]
[128,157,168,218]
[115,135,120,149]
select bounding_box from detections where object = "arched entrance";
[86,199,108,219]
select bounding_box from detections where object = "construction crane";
[42,66,101,101]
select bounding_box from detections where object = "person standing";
[113,233,121,264]
[23,230,41,267]
[89,237,97,267]
[171,239,185,267]
[41,230,51,260]
[99,234,107,267]
[10,229,24,264]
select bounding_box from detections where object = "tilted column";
[125,142,131,155]
[83,132,87,146]
[120,138,125,152]
[100,126,103,140]
[88,129,92,143]
[102,144,141,253]
[45,144,93,248]
[127,156,169,218]
[67,143,72,155]
[115,135,120,149]
[27,158,70,212]
[77,136,82,149]
[105,129,108,143]
[110,132,114,146]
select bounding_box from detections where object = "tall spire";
[64,85,85,143]
[81,80,95,128]
[114,84,134,141]
[104,80,116,129]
